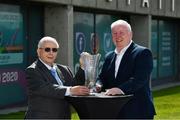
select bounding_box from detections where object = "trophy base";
[89,92,97,96]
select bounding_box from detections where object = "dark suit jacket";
[25,59,82,119]
[98,42,156,118]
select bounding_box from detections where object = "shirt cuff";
[120,89,125,95]
[65,87,72,96]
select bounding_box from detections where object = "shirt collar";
[114,40,132,55]
[39,58,56,70]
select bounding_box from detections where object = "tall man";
[25,36,89,119]
[96,20,156,119]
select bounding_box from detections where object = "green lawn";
[0,107,79,119]
[0,111,25,119]
[153,85,180,119]
[0,85,180,119]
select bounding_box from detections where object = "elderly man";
[25,36,89,119]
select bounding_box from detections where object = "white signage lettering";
[159,0,162,9]
[127,0,131,5]
[124,0,176,13]
[142,0,149,8]
[159,0,175,11]
[172,0,175,11]
[0,71,18,83]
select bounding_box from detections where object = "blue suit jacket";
[98,42,156,118]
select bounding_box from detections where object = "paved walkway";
[152,81,180,91]
[0,106,26,115]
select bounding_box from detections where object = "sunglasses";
[40,47,58,52]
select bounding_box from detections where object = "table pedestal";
[66,94,133,119]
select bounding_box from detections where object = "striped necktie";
[50,68,63,85]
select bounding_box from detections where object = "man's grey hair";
[111,19,132,32]
[38,36,59,48]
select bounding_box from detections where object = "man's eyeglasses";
[40,47,58,53]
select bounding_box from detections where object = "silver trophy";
[81,52,101,93]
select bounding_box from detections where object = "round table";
[66,93,133,119]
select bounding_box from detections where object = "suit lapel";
[56,66,65,83]
[107,52,116,79]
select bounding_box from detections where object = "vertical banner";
[0,4,26,108]
[0,69,27,108]
[0,5,23,65]
[158,21,174,77]
[151,20,158,79]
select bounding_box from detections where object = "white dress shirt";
[39,58,71,96]
[114,40,132,78]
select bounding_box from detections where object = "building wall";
[28,0,180,81]
[0,0,179,109]
[44,5,74,68]
[28,0,180,17]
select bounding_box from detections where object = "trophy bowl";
[81,52,101,93]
